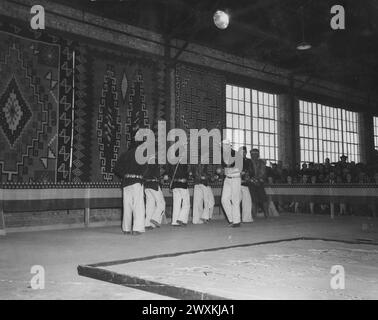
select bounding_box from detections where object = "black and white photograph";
[0,0,378,306]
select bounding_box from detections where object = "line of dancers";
[114,140,275,235]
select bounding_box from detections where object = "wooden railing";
[0,182,222,235]
[1,182,377,235]
[265,183,378,204]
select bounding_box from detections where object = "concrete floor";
[1,214,377,300]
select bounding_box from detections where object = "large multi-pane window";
[299,101,319,164]
[341,109,359,161]
[374,116,378,150]
[299,100,360,163]
[225,84,278,165]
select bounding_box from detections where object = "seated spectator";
[260,152,376,217]
[285,175,297,213]
[339,172,353,216]
[295,174,309,213]
[318,173,326,183]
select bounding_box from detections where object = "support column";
[293,97,300,166]
[0,187,6,236]
[358,112,375,164]
[168,68,176,131]
[163,36,176,132]
[277,94,299,169]
[84,188,90,228]
[84,208,90,228]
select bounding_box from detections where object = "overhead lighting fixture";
[297,42,312,50]
[213,10,229,30]
[297,7,311,51]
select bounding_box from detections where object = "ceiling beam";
[230,0,281,18]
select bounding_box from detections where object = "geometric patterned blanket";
[0,16,165,184]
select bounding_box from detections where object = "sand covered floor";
[103,240,378,299]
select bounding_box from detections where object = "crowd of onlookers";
[266,150,378,185]
[264,150,378,216]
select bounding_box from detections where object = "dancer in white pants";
[241,185,253,222]
[144,162,166,229]
[172,187,190,225]
[221,142,242,227]
[114,143,146,235]
[221,168,242,226]
[171,163,190,226]
[207,186,215,220]
[192,165,211,224]
[193,184,211,223]
[145,187,165,227]
[122,182,145,233]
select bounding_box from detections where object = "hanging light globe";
[213,10,229,30]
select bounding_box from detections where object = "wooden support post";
[0,187,6,236]
[84,188,90,227]
[330,202,335,219]
[371,200,377,218]
[84,207,90,227]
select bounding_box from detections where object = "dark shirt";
[241,158,251,186]
[144,163,160,191]
[249,159,256,177]
[171,164,189,189]
[222,148,237,168]
[193,165,209,186]
[251,158,266,181]
[114,147,146,187]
